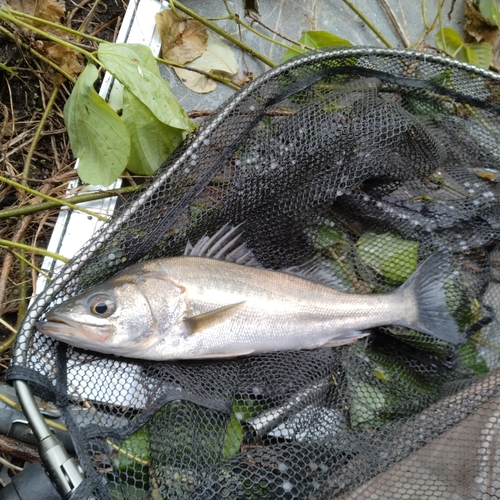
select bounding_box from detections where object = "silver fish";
[37,226,461,360]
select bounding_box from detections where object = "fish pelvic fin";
[398,251,462,345]
[184,301,246,335]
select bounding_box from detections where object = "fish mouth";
[37,313,115,344]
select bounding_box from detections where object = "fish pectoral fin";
[320,330,370,348]
[184,301,246,335]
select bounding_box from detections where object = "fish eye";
[88,294,115,317]
[92,303,108,315]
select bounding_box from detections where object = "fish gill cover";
[8,48,500,498]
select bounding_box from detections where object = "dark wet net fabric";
[8,47,500,498]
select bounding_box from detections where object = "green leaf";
[314,222,344,250]
[479,0,500,27]
[223,411,243,458]
[64,64,130,186]
[435,27,464,56]
[385,326,452,359]
[459,340,489,375]
[282,30,352,63]
[349,380,386,429]
[98,42,192,131]
[115,427,149,494]
[122,89,184,176]
[118,427,150,471]
[435,27,492,69]
[463,42,493,68]
[356,232,418,284]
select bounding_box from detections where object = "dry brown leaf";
[155,9,185,52]
[155,9,207,65]
[464,1,496,41]
[174,67,217,94]
[36,41,85,80]
[2,0,36,15]
[8,0,84,82]
[173,31,239,94]
[33,0,65,26]
[5,0,65,33]
[490,35,500,71]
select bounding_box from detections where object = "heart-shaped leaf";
[436,27,492,68]
[122,88,184,176]
[98,42,192,131]
[435,27,464,56]
[463,41,493,67]
[64,64,130,186]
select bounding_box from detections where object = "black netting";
[8,47,500,498]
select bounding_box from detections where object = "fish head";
[37,269,185,356]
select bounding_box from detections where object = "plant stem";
[222,0,303,55]
[0,10,101,66]
[248,12,314,50]
[0,326,17,353]
[169,0,276,68]
[422,0,429,28]
[15,254,27,330]
[0,240,69,263]
[377,0,410,48]
[437,0,446,52]
[2,7,105,44]
[0,25,76,83]
[0,175,109,222]
[0,317,16,334]
[341,0,393,48]
[9,250,50,281]
[156,57,241,90]
[0,184,141,219]
[22,84,61,184]
[0,391,68,432]
[408,0,445,49]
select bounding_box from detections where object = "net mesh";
[8,47,500,499]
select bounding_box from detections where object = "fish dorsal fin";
[184,224,261,267]
[184,301,246,335]
[284,258,348,292]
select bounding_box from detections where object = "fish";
[37,225,462,360]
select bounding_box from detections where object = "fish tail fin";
[398,251,462,345]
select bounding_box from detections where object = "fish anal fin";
[184,301,246,335]
[320,330,370,348]
[194,349,255,359]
